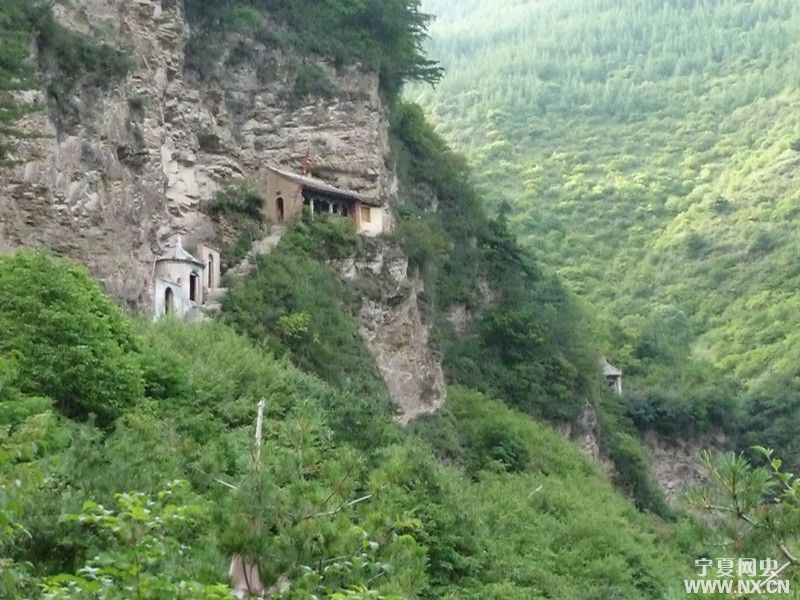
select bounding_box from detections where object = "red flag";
[300,148,311,175]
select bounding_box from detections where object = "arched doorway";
[164,287,174,315]
[276,197,285,222]
[189,273,198,302]
[208,254,215,288]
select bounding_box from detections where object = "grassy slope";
[0,251,693,599]
[413,0,800,388]
[131,324,698,599]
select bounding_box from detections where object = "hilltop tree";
[185,0,442,95]
[0,253,144,424]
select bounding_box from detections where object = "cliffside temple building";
[153,238,221,320]
[262,165,385,236]
[153,167,385,320]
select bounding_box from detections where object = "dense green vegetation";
[222,216,393,430]
[414,0,800,452]
[208,182,266,267]
[388,99,669,514]
[9,0,798,595]
[0,253,143,425]
[1,251,698,598]
[390,101,596,423]
[184,0,442,96]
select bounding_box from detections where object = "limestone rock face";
[0,0,395,307]
[339,241,446,424]
[560,402,602,461]
[644,432,727,506]
[0,0,442,423]
[557,403,615,473]
[557,404,724,505]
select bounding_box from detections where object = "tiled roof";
[267,165,383,207]
[156,239,204,266]
[600,357,622,377]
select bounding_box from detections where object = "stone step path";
[227,224,287,279]
[198,224,287,318]
[199,286,229,316]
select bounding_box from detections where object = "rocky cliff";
[559,403,718,506]
[0,0,394,307]
[339,240,446,423]
[0,0,445,422]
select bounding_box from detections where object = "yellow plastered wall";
[355,203,384,236]
[262,171,304,224]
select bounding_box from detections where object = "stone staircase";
[197,224,287,318]
[199,286,229,316]
[227,224,287,279]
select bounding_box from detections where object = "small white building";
[153,238,221,320]
[601,357,623,395]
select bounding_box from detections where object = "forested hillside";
[0,0,704,597]
[8,0,800,596]
[415,0,800,451]
[2,250,698,598]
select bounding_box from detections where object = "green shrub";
[221,219,384,408]
[285,211,359,259]
[225,222,263,267]
[208,182,264,222]
[207,182,266,267]
[0,252,144,424]
[597,405,671,517]
[622,358,742,439]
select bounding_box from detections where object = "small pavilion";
[600,357,623,395]
[152,238,221,320]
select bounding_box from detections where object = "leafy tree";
[0,252,144,424]
[185,0,442,95]
[41,481,231,599]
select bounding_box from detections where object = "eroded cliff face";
[339,240,446,423]
[0,0,444,422]
[644,432,726,505]
[0,0,395,306]
[557,404,718,505]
